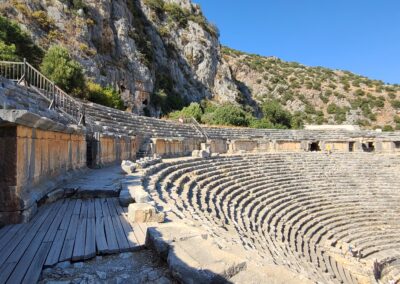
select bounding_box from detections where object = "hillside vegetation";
[222,47,400,130]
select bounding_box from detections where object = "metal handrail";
[190,116,209,141]
[0,59,85,125]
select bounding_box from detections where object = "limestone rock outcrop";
[4,0,240,115]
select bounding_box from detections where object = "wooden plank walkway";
[0,198,154,284]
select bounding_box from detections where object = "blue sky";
[194,0,400,84]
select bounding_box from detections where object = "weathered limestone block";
[167,236,247,284]
[145,222,209,259]
[119,175,149,206]
[191,150,199,157]
[121,160,136,174]
[198,149,210,158]
[127,203,164,223]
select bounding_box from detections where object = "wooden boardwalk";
[0,198,153,284]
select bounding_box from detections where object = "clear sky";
[194,0,400,84]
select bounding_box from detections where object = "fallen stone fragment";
[127,203,164,223]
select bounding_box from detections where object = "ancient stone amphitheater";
[0,62,400,283]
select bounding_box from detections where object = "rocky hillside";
[223,47,400,129]
[2,0,239,115]
[2,0,400,129]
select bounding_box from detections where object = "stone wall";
[87,133,137,168]
[209,139,228,153]
[0,124,86,225]
[152,138,203,157]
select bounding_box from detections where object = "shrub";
[0,41,18,61]
[327,103,338,114]
[0,16,43,65]
[143,0,165,15]
[86,81,124,110]
[201,103,249,127]
[354,89,365,96]
[168,102,202,122]
[40,45,85,96]
[390,100,400,109]
[383,125,394,132]
[31,10,54,31]
[261,100,292,128]
[164,3,188,28]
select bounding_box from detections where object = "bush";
[31,10,54,31]
[86,81,124,110]
[143,0,165,14]
[390,100,400,109]
[261,100,292,128]
[40,45,85,96]
[0,16,43,65]
[0,41,18,61]
[327,103,338,114]
[201,103,249,127]
[168,102,202,122]
[383,125,394,132]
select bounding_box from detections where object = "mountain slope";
[223,47,400,129]
[2,0,239,115]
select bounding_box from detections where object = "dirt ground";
[39,249,177,284]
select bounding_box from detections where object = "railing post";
[23,58,27,86]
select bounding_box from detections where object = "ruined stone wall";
[88,133,137,167]
[152,138,203,157]
[0,125,86,225]
[275,141,302,152]
[209,139,228,153]
[322,141,349,152]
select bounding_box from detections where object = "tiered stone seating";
[85,102,203,138]
[203,125,400,141]
[143,153,400,283]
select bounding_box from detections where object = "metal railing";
[190,116,209,140]
[0,59,85,125]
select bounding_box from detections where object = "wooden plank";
[88,199,95,219]
[84,217,96,259]
[43,200,69,242]
[95,217,108,254]
[94,199,103,218]
[107,199,130,252]
[4,203,59,283]
[59,201,81,262]
[73,199,82,215]
[44,200,76,266]
[0,225,12,240]
[0,263,15,284]
[72,201,88,261]
[112,199,139,249]
[0,224,24,252]
[101,198,111,216]
[22,242,52,284]
[0,203,54,268]
[103,216,119,253]
[131,222,146,245]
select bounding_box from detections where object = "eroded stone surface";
[128,203,164,223]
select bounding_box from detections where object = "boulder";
[167,236,247,284]
[121,160,136,174]
[127,203,164,223]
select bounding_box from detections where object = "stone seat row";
[143,153,400,283]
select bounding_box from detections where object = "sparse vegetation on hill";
[222,46,400,129]
[0,16,43,65]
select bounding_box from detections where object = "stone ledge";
[0,109,84,134]
[145,223,247,283]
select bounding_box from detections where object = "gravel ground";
[39,249,176,284]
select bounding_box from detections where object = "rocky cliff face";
[4,0,239,115]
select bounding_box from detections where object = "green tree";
[261,100,292,128]
[86,81,124,110]
[0,16,43,65]
[201,103,249,126]
[40,45,85,96]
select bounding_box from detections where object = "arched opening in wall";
[309,142,321,152]
[349,142,355,152]
[394,141,400,150]
[142,99,148,106]
[362,142,375,152]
